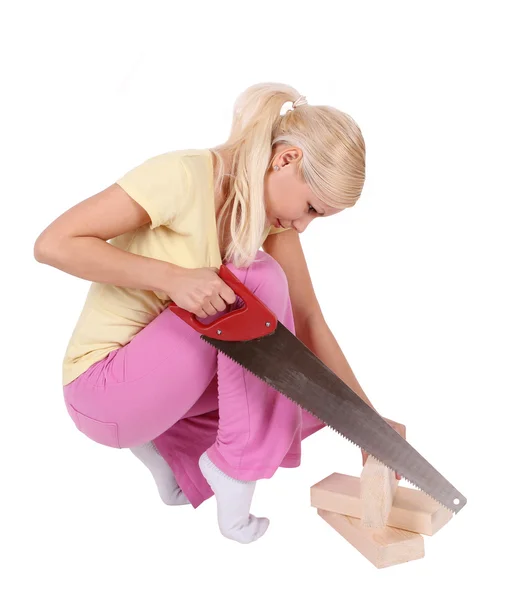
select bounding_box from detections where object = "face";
[264,146,342,233]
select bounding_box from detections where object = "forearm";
[34,235,180,293]
[295,313,378,412]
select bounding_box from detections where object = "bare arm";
[262,229,377,411]
[34,183,180,293]
[264,230,406,474]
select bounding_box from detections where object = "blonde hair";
[211,82,366,267]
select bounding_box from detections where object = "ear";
[280,147,303,167]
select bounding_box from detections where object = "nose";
[292,214,312,233]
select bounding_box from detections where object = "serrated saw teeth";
[200,335,465,515]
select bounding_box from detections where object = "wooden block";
[317,508,425,568]
[360,455,399,528]
[311,472,452,536]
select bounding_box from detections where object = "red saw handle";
[168,264,278,341]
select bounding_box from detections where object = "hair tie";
[292,95,308,109]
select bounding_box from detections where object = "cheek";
[264,176,277,214]
[265,172,304,218]
[278,199,299,219]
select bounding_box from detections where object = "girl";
[34,82,404,544]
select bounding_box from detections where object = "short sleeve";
[260,224,288,247]
[267,225,287,236]
[115,152,188,229]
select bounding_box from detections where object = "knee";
[245,251,288,294]
[225,251,290,316]
[225,251,293,323]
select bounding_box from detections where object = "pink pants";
[63,251,325,507]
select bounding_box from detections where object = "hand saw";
[169,264,467,515]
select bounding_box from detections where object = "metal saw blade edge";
[201,331,466,515]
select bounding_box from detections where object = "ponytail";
[212,83,302,267]
[211,82,366,268]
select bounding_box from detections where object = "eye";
[308,204,317,214]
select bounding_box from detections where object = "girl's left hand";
[361,417,407,480]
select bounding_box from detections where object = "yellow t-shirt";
[62,148,284,386]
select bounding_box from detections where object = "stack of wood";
[310,455,453,568]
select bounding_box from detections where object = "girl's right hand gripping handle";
[168,264,278,342]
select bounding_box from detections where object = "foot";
[130,441,189,506]
[199,451,269,544]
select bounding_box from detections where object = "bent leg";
[156,380,327,509]
[63,306,218,449]
[153,376,220,508]
[206,251,306,481]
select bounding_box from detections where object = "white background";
[2,0,517,598]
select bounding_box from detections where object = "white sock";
[199,451,269,544]
[130,441,189,506]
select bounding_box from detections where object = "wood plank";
[360,455,399,528]
[311,472,452,536]
[317,508,425,568]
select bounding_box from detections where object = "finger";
[211,294,227,313]
[209,300,224,314]
[202,301,217,316]
[220,284,237,305]
[389,420,406,439]
[195,308,209,319]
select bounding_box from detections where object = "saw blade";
[202,323,467,514]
